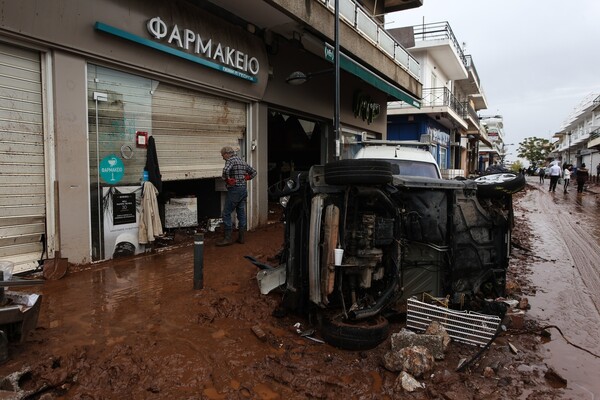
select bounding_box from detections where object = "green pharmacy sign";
[99,154,125,184]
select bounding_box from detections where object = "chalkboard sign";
[113,193,136,225]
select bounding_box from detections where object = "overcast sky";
[388,0,600,162]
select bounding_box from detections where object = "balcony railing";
[462,101,479,124]
[318,0,421,78]
[412,21,468,69]
[422,87,465,116]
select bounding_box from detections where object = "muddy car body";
[272,159,520,350]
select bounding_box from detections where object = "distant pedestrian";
[563,165,571,193]
[539,167,546,184]
[596,163,600,182]
[576,163,589,193]
[548,163,562,192]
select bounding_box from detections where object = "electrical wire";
[509,324,600,359]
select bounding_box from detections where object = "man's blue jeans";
[222,186,247,231]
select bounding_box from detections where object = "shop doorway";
[267,110,323,188]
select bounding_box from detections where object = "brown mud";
[0,183,587,399]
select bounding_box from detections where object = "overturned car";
[266,160,525,350]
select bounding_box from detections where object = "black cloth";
[145,136,162,193]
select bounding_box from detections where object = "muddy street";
[518,177,600,399]
[0,181,599,399]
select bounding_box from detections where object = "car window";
[389,160,440,178]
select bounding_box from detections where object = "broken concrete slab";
[383,345,434,377]
[390,328,445,360]
[425,321,451,350]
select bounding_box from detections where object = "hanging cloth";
[145,136,162,193]
[139,181,163,244]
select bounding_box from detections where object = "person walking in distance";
[576,163,589,193]
[563,164,572,193]
[596,163,600,183]
[548,162,562,192]
[217,146,257,246]
[539,166,546,184]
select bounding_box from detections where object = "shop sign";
[95,19,259,83]
[112,193,136,225]
[427,126,450,146]
[99,154,125,184]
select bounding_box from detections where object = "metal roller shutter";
[152,83,246,180]
[0,42,45,272]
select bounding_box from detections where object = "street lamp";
[285,69,333,85]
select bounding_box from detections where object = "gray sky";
[388,0,600,162]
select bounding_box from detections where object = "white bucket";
[334,248,344,266]
[0,261,14,281]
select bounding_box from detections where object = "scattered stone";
[396,371,423,392]
[390,328,445,360]
[457,358,467,370]
[544,367,567,388]
[540,329,552,338]
[431,369,459,385]
[425,321,451,350]
[488,361,501,373]
[483,366,495,378]
[251,325,267,341]
[518,297,530,310]
[508,342,519,354]
[383,345,434,377]
[506,310,525,330]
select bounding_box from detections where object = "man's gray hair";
[220,146,235,155]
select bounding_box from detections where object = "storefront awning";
[339,53,421,108]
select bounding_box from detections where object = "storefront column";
[53,52,91,264]
[247,102,269,229]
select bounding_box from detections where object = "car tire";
[319,314,390,350]
[474,173,526,197]
[324,159,393,185]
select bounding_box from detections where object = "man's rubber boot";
[237,227,246,244]
[216,230,233,247]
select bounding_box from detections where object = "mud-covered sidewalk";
[0,185,589,399]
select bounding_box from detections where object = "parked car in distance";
[354,141,441,179]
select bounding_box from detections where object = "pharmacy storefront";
[0,0,269,267]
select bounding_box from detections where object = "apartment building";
[386,21,491,177]
[552,93,600,169]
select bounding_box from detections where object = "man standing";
[596,163,600,183]
[576,163,589,193]
[548,162,562,192]
[217,146,257,246]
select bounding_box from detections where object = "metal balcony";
[462,101,479,126]
[422,87,465,116]
[318,0,421,78]
[412,22,467,68]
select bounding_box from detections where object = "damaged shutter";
[151,83,246,180]
[0,42,45,272]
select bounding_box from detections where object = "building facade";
[0,0,422,271]
[385,22,490,178]
[553,93,600,170]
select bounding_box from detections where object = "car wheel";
[474,173,526,197]
[319,314,390,350]
[324,159,393,185]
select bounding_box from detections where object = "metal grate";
[406,297,501,347]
